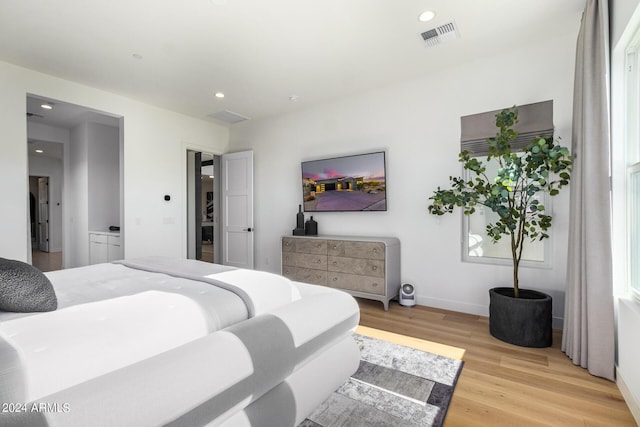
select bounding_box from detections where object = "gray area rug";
[300,334,464,427]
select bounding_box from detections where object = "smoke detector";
[421,21,460,48]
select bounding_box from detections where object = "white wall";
[230,31,579,324]
[67,123,90,267]
[611,0,640,421]
[28,121,71,145]
[0,60,229,263]
[87,122,120,231]
[618,299,640,421]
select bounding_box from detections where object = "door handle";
[244,227,253,232]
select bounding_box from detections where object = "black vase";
[305,216,318,235]
[489,287,552,348]
[293,205,306,235]
[296,204,305,229]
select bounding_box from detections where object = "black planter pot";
[489,287,552,348]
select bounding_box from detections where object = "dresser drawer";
[327,272,385,295]
[282,266,327,286]
[282,237,297,253]
[282,237,327,254]
[327,240,385,260]
[328,256,384,278]
[282,252,327,269]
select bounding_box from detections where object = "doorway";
[187,151,221,263]
[29,175,62,271]
[26,94,123,270]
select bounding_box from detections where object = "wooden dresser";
[282,235,401,310]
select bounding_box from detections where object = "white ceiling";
[26,94,120,160]
[1,0,585,126]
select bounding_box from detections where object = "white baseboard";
[416,296,564,330]
[416,295,488,317]
[617,367,640,425]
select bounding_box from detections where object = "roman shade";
[460,100,554,156]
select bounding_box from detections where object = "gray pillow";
[0,258,57,312]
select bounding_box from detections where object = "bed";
[0,257,361,426]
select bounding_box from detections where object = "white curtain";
[562,0,614,380]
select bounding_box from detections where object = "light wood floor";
[31,250,62,272]
[200,243,214,263]
[358,299,637,427]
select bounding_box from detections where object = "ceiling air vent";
[209,110,250,124]
[421,21,460,48]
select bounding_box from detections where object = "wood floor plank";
[357,299,637,427]
[355,325,466,359]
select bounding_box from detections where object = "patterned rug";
[299,334,464,427]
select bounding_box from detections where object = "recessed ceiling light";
[40,103,53,110]
[289,95,299,102]
[419,10,436,22]
[215,92,225,99]
[35,149,44,153]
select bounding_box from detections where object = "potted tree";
[428,107,573,347]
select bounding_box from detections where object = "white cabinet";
[89,234,109,264]
[89,232,122,265]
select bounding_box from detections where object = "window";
[458,102,554,268]
[626,30,640,300]
[462,156,551,268]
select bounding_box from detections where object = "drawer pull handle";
[333,245,337,250]
[372,248,378,253]
[371,266,377,270]
[332,261,337,265]
[372,283,379,287]
[333,277,338,282]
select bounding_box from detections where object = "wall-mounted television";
[301,151,387,212]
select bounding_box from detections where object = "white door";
[221,151,254,268]
[37,177,49,252]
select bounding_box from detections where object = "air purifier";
[398,283,416,307]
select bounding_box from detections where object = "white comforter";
[0,291,209,402]
[0,258,304,404]
[115,257,302,316]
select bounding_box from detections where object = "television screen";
[301,151,387,212]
